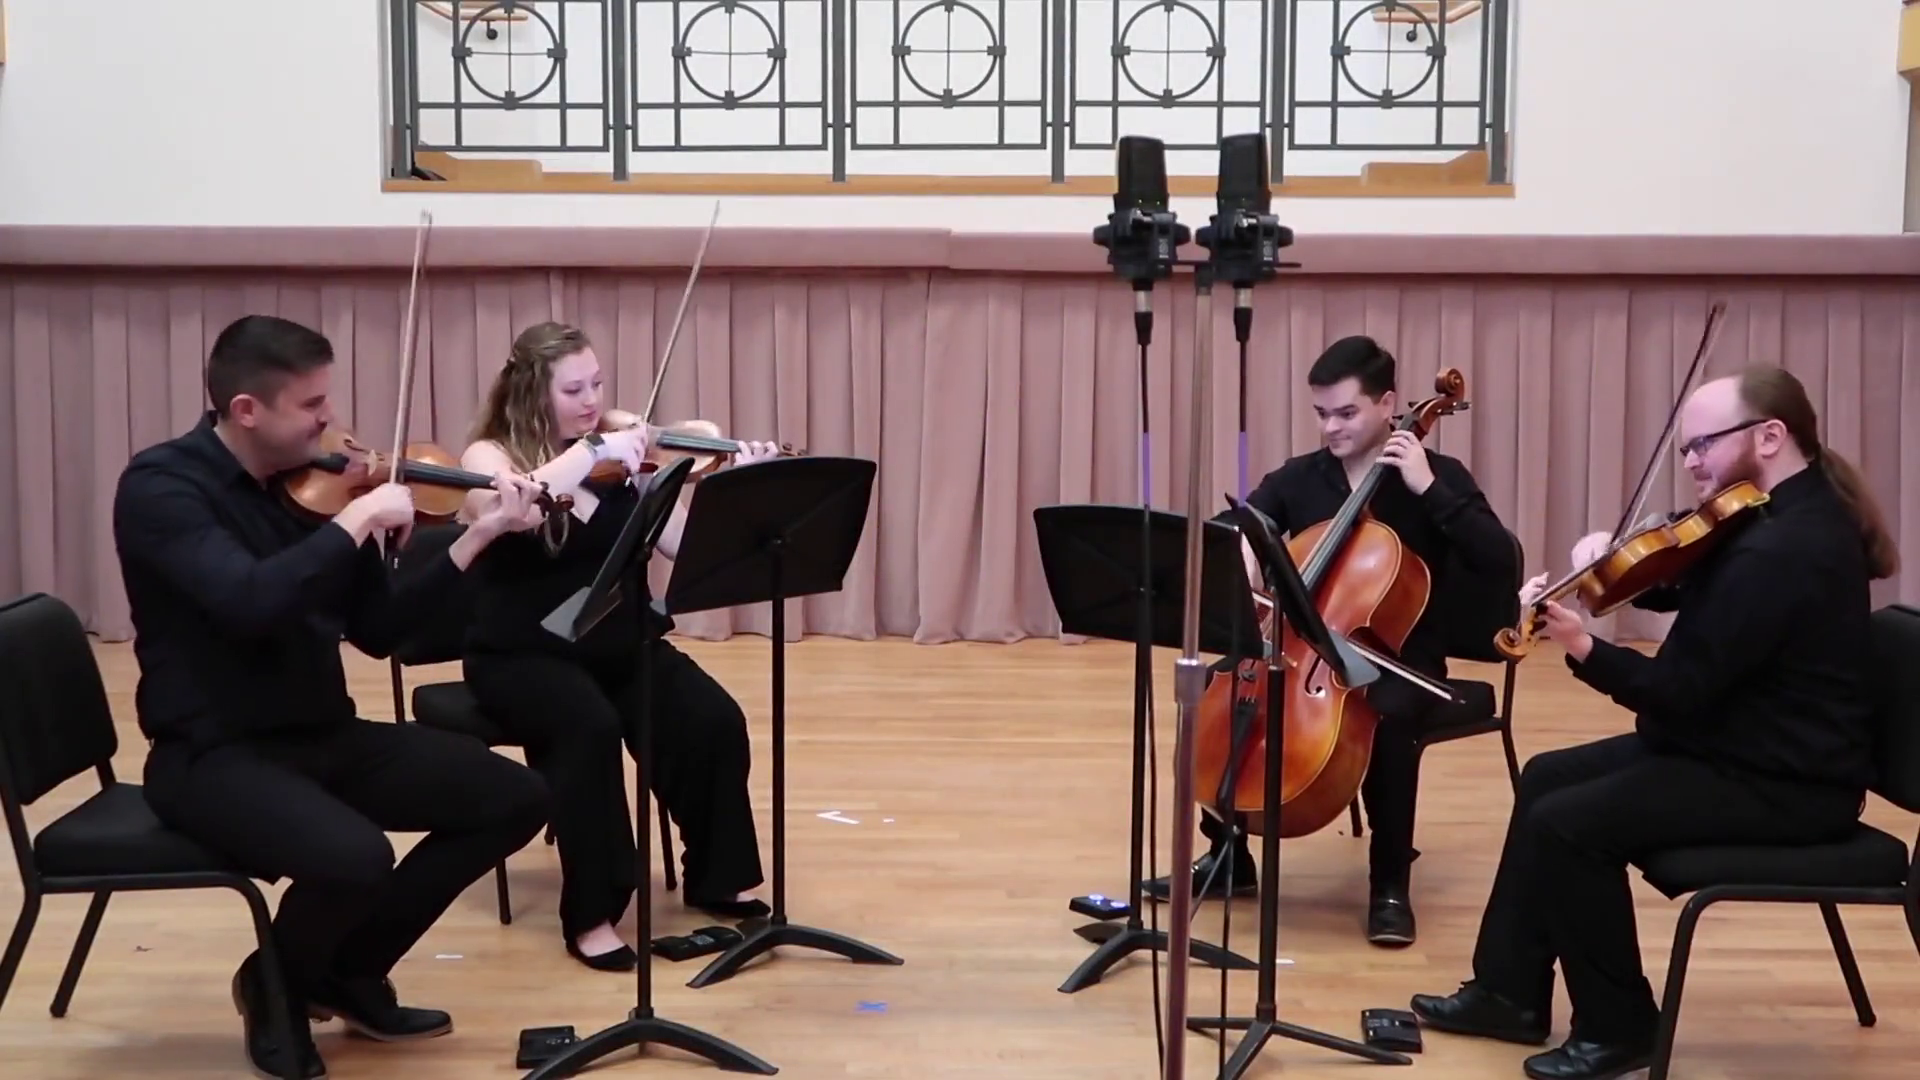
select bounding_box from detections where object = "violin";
[282,428,572,522]
[1492,481,1768,659]
[582,418,805,486]
[1490,299,1736,660]
[1192,368,1470,839]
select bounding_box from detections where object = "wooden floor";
[2,637,1915,1080]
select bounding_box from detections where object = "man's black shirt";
[1232,445,1519,673]
[113,413,463,749]
[1570,465,1876,792]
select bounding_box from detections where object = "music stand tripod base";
[663,455,904,990]
[523,1010,779,1078]
[524,458,777,1078]
[1060,920,1258,993]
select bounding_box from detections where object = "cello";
[1191,368,1470,838]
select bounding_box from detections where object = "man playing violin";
[1145,335,1519,947]
[1410,366,1900,1080]
[457,321,782,971]
[112,315,554,1080]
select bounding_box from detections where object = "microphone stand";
[1064,139,1254,996]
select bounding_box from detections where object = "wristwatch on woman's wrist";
[581,432,606,462]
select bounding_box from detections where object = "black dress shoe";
[1409,980,1550,1045]
[566,938,639,972]
[230,952,326,1080]
[1366,885,1416,947]
[686,895,771,920]
[1143,846,1257,901]
[1522,1036,1653,1080]
[306,975,452,1042]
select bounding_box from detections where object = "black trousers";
[1469,732,1862,1043]
[143,719,549,999]
[464,638,764,939]
[1200,665,1441,888]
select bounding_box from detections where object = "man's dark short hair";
[1307,335,1396,400]
[205,315,335,417]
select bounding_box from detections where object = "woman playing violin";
[456,320,783,972]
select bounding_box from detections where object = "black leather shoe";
[1366,884,1416,947]
[1521,1037,1653,1079]
[231,952,326,1079]
[1143,845,1257,902]
[1409,980,1550,1046]
[686,895,771,920]
[306,975,452,1041]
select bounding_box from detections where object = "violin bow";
[638,200,722,427]
[384,210,434,549]
[1605,299,1728,544]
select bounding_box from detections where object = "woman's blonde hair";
[469,321,592,472]
[470,321,593,553]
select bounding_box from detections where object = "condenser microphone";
[1115,135,1171,213]
[1196,132,1292,290]
[1093,135,1188,291]
[1215,132,1269,214]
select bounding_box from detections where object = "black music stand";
[1032,504,1259,993]
[524,457,778,1078]
[666,455,905,989]
[1182,494,1415,1076]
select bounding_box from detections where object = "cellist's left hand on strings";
[1377,430,1435,495]
[734,440,783,466]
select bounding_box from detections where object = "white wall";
[0,0,1907,234]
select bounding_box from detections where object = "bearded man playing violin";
[1144,335,1520,948]
[1409,366,1900,1080]
[112,314,553,1080]
[456,320,783,972]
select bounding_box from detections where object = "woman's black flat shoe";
[566,939,638,972]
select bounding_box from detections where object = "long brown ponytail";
[1736,366,1900,580]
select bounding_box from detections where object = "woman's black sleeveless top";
[464,478,673,662]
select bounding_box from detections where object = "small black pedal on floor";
[516,1025,579,1068]
[1069,894,1131,920]
[651,925,744,962]
[1360,1008,1423,1053]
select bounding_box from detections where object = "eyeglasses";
[1678,418,1766,459]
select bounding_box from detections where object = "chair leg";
[48,891,110,1017]
[233,882,306,1080]
[1347,799,1363,838]
[494,863,513,926]
[658,800,678,892]
[1818,901,1876,1026]
[0,887,44,1013]
[1499,724,1521,794]
[1648,891,1713,1080]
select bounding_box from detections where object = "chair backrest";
[1868,603,1920,814]
[1441,527,1526,666]
[390,523,477,667]
[0,593,118,809]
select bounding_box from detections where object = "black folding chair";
[386,524,677,927]
[0,593,305,1078]
[1633,602,1920,1080]
[1350,527,1525,838]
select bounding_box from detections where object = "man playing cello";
[1409,367,1899,1079]
[1144,335,1519,947]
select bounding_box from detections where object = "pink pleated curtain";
[4,255,1919,647]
